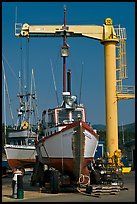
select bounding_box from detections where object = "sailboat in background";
[3,62,39,170]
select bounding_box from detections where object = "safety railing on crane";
[115,25,127,80]
[15,23,22,36]
[114,25,135,99]
[116,85,135,94]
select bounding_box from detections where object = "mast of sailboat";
[3,60,7,142]
[2,60,14,129]
[30,68,39,128]
[17,39,25,128]
[17,71,23,128]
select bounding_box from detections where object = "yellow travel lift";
[15,9,134,195]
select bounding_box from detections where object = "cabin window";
[72,110,83,121]
[18,140,21,145]
[28,139,35,146]
[48,111,55,126]
[9,141,14,145]
[31,139,35,145]
[22,139,26,145]
[58,110,69,124]
[14,140,18,145]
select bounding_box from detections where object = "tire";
[50,170,60,194]
[2,167,7,175]
[90,170,100,184]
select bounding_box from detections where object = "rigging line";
[20,38,23,94]
[50,59,59,106]
[15,6,17,23]
[26,38,30,93]
[31,69,40,125]
[25,38,30,122]
[61,132,64,174]
[2,52,18,82]
[79,61,84,105]
[2,48,25,95]
[41,143,52,168]
[3,60,7,140]
[122,122,125,146]
[2,60,14,126]
[30,69,33,130]
[46,48,60,107]
[33,70,40,124]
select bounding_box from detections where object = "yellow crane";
[15,15,135,166]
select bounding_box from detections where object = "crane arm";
[15,18,118,42]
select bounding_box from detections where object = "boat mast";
[62,6,67,92]
[2,60,14,128]
[3,61,7,143]
[17,40,25,128]
[17,71,23,128]
[30,68,39,128]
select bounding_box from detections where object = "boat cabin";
[8,130,36,146]
[42,105,86,129]
[41,93,86,129]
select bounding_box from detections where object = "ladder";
[114,25,135,100]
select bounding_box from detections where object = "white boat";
[4,68,39,171]
[35,8,99,184]
[4,129,37,170]
[36,117,99,182]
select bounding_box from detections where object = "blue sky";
[2,2,135,126]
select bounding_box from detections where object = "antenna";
[15,6,18,23]
[31,68,39,126]
[79,61,84,104]
[122,122,125,145]
[50,59,59,106]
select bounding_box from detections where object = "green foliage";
[96,123,135,156]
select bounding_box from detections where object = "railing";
[114,25,135,100]
[15,23,22,36]
[116,85,135,95]
[116,85,135,100]
[115,26,127,80]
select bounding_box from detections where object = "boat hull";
[4,144,37,170]
[36,121,99,182]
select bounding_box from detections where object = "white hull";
[37,127,97,159]
[4,128,38,170]
[36,121,99,181]
[4,144,37,170]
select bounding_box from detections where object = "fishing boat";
[4,68,39,171]
[34,8,99,185]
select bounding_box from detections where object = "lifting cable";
[50,59,59,106]
[47,49,60,108]
[79,61,84,105]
